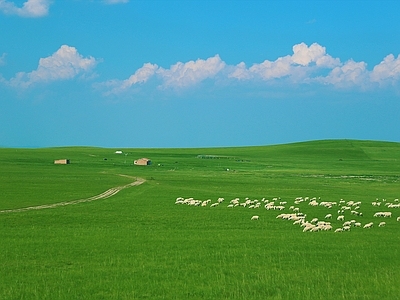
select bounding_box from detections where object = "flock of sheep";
[175,196,400,233]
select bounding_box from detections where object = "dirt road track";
[0,175,145,214]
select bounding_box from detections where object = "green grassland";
[0,140,399,299]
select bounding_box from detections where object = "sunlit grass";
[0,140,399,299]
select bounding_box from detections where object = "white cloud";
[228,62,251,80]
[318,60,368,88]
[0,0,51,17]
[158,55,226,89]
[105,62,158,94]
[8,45,97,88]
[370,54,400,85]
[248,55,293,80]
[229,42,340,82]
[102,42,400,96]
[292,42,325,66]
[103,0,129,4]
[103,55,226,95]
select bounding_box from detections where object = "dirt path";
[0,175,146,214]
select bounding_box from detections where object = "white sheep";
[251,215,259,220]
[384,212,392,218]
[397,217,400,222]
[374,212,392,218]
[325,214,332,219]
[363,222,373,229]
[293,219,303,225]
[378,221,386,227]
[323,224,333,231]
[303,225,315,232]
[337,215,345,221]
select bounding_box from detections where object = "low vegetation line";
[0,175,145,214]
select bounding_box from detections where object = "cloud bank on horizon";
[2,42,400,96]
[104,42,400,94]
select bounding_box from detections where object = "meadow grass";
[0,140,399,299]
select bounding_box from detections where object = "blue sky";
[1,0,400,148]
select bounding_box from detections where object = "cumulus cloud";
[318,60,368,88]
[229,42,340,82]
[105,62,158,95]
[0,0,51,17]
[228,62,251,80]
[158,55,226,89]
[8,45,97,88]
[102,42,400,95]
[104,55,226,95]
[370,54,400,85]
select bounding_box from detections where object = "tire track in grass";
[0,175,145,214]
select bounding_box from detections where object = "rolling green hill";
[0,140,399,299]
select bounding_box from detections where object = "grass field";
[1,139,399,299]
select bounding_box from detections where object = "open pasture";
[0,140,400,299]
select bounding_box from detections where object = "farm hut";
[134,158,151,166]
[54,159,70,165]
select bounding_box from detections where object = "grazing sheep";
[303,225,315,232]
[354,222,361,227]
[325,214,332,219]
[374,212,392,218]
[384,212,392,217]
[251,215,259,220]
[293,219,303,225]
[335,228,343,233]
[378,221,386,227]
[337,215,345,221]
[363,222,373,229]
[397,217,400,222]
